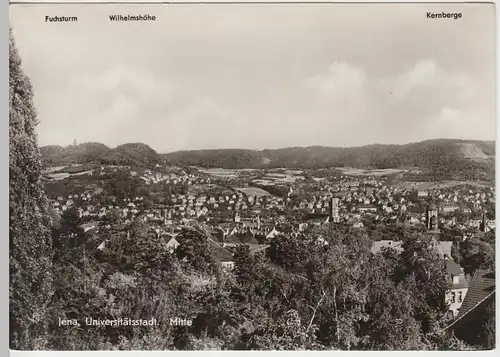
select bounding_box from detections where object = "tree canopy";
[10,29,54,350]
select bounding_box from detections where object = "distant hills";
[100,143,163,166]
[40,139,495,180]
[40,142,110,166]
[40,142,162,167]
[162,138,494,168]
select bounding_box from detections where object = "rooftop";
[371,240,403,255]
[456,269,495,319]
[208,239,233,262]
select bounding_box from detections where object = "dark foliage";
[9,29,54,350]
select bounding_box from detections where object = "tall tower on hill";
[73,138,77,147]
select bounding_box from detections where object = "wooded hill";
[162,139,494,169]
[40,139,494,180]
[40,142,163,167]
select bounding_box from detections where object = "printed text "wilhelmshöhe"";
[109,14,157,22]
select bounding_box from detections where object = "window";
[458,291,463,303]
[450,292,456,303]
[452,275,460,285]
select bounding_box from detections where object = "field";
[198,168,238,178]
[188,184,232,195]
[44,170,94,181]
[336,167,407,176]
[235,187,272,197]
[395,180,493,190]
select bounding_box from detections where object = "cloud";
[11,4,494,150]
[301,59,491,145]
[305,61,366,97]
[379,59,478,102]
[426,107,493,140]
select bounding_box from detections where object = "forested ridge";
[162,140,494,170]
[41,140,494,181]
[41,142,163,167]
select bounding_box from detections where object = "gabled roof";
[436,241,452,258]
[225,233,259,245]
[208,239,233,262]
[248,244,269,254]
[456,269,495,320]
[446,259,463,276]
[166,237,179,246]
[446,260,469,290]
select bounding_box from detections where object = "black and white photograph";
[9,2,496,351]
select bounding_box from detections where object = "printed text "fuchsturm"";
[45,16,78,22]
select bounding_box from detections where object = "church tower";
[480,212,487,233]
[426,203,439,231]
[329,197,340,223]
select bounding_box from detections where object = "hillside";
[99,143,163,166]
[40,142,162,167]
[162,139,495,180]
[40,139,495,180]
[40,142,110,166]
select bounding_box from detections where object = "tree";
[102,207,121,226]
[480,297,495,350]
[176,227,216,273]
[60,205,83,236]
[459,238,495,276]
[233,245,255,289]
[242,310,321,350]
[9,29,53,350]
[398,235,448,334]
[103,170,141,201]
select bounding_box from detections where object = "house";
[266,227,280,239]
[417,190,429,197]
[370,240,403,255]
[80,221,97,233]
[435,240,453,259]
[446,269,495,346]
[97,240,107,251]
[444,260,469,319]
[248,244,269,255]
[166,236,180,252]
[209,239,234,270]
[358,205,377,213]
[223,232,259,247]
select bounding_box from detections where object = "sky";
[9,2,496,153]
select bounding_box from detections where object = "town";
[43,162,495,329]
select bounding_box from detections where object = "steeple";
[426,202,439,231]
[480,211,487,233]
[329,197,340,223]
